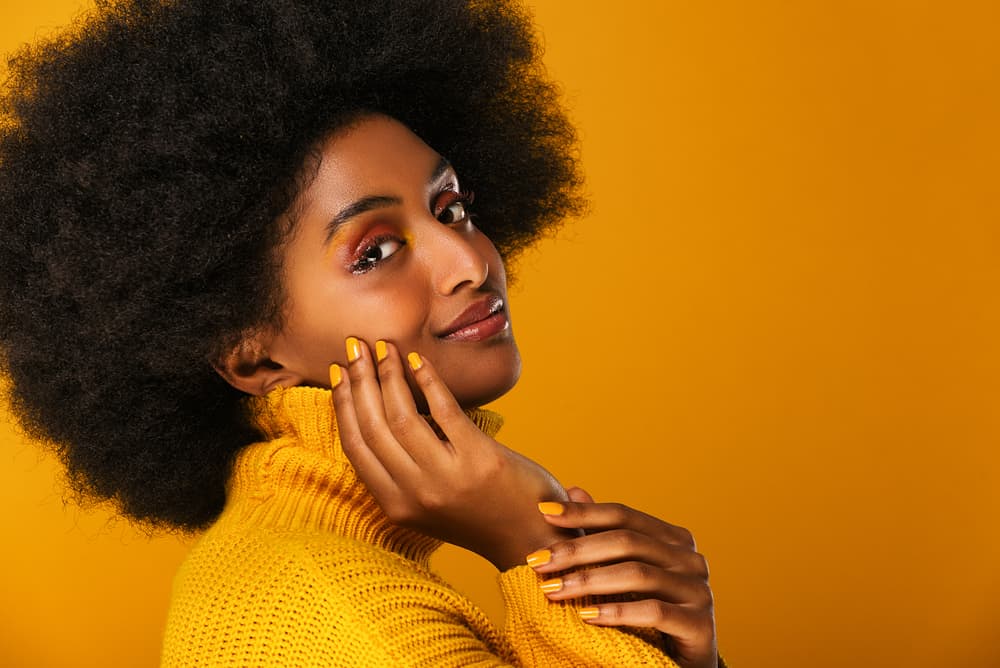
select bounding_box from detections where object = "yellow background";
[2,1,998,666]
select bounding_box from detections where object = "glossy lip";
[437,294,506,339]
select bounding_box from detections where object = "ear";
[213,333,303,396]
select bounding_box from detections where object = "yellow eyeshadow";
[324,228,350,261]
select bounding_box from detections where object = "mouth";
[437,294,510,342]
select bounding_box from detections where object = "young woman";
[0,1,721,665]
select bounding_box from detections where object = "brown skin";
[219,115,521,406]
[218,114,718,668]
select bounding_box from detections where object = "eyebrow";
[323,156,453,244]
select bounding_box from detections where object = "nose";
[421,220,490,296]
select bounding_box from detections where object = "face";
[260,114,520,408]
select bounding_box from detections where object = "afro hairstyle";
[0,0,585,531]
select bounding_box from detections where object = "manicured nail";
[375,340,388,362]
[346,336,361,362]
[539,578,563,594]
[578,607,601,620]
[538,502,565,516]
[407,351,423,370]
[525,549,551,568]
[329,364,342,389]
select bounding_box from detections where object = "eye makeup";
[323,168,474,274]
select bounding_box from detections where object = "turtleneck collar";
[219,386,504,567]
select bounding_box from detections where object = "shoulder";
[162,527,504,666]
[162,529,405,666]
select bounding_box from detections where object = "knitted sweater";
[160,386,681,667]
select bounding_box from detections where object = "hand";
[330,337,574,571]
[527,488,719,668]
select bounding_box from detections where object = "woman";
[0,0,720,665]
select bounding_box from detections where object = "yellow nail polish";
[539,578,563,594]
[375,340,388,362]
[525,549,551,568]
[346,336,361,362]
[329,364,342,389]
[407,351,423,370]
[578,607,601,620]
[538,502,565,516]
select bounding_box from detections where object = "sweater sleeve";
[269,536,687,668]
[163,529,691,667]
[499,565,682,667]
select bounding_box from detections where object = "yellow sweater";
[161,386,681,667]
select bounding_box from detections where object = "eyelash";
[348,189,476,274]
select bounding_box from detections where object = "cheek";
[280,266,430,374]
[354,289,427,342]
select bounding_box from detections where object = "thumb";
[565,486,595,504]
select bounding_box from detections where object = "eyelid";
[348,231,406,274]
[433,187,475,218]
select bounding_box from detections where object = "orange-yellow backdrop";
[2,1,998,666]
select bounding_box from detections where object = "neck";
[216,386,503,566]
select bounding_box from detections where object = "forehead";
[303,115,442,206]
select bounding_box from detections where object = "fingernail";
[407,351,423,370]
[525,549,551,567]
[578,606,601,620]
[329,363,342,389]
[346,336,361,362]
[375,340,388,362]
[539,578,563,594]
[538,502,564,516]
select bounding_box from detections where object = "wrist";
[487,524,578,572]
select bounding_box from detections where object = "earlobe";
[213,336,301,396]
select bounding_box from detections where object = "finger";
[537,501,697,549]
[527,529,710,578]
[566,486,595,504]
[578,599,717,667]
[375,340,448,463]
[329,362,396,494]
[538,561,713,607]
[405,351,482,444]
[344,336,419,472]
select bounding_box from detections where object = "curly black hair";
[0,0,584,531]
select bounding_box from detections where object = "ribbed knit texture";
[160,386,683,667]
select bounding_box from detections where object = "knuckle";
[386,410,413,435]
[677,526,696,548]
[699,585,715,608]
[378,361,402,385]
[649,599,672,624]
[436,402,464,424]
[383,500,415,526]
[626,560,653,583]
[418,368,441,389]
[699,582,715,608]
[357,419,381,445]
[694,613,716,639]
[608,503,631,524]
[607,602,629,621]
[347,357,370,381]
[414,488,446,512]
[632,561,656,582]
[610,529,640,552]
[693,552,710,579]
[558,539,580,560]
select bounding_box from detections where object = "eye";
[438,201,467,225]
[351,235,404,274]
[435,189,475,225]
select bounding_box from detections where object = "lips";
[437,294,505,338]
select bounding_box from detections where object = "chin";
[448,349,522,409]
